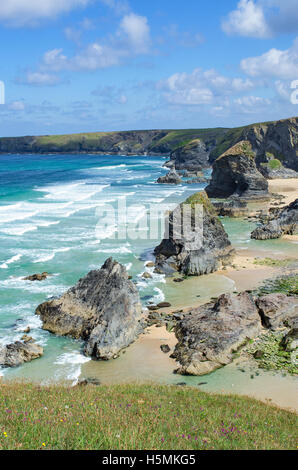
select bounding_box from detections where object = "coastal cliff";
[205,141,270,200]
[210,117,298,172]
[154,191,234,276]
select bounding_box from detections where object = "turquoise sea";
[0,153,208,382]
[0,153,297,392]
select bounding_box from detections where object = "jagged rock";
[145,262,155,268]
[36,258,144,360]
[256,293,298,329]
[251,199,298,240]
[157,169,182,184]
[21,335,34,343]
[172,291,298,376]
[260,162,297,180]
[160,344,171,353]
[24,272,49,281]
[77,378,101,387]
[157,302,171,308]
[172,292,262,376]
[142,272,152,279]
[0,341,43,367]
[170,139,210,172]
[23,327,31,334]
[154,191,234,276]
[206,141,269,200]
[281,328,298,352]
[212,199,249,217]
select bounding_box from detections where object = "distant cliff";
[0,128,228,157]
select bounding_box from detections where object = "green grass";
[0,382,297,450]
[268,159,283,170]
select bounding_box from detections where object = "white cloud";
[222,0,270,38]
[119,13,150,54]
[8,100,25,111]
[29,12,151,76]
[241,38,298,79]
[158,68,255,106]
[222,0,298,38]
[0,0,91,27]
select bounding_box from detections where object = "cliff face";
[205,141,269,200]
[210,117,298,172]
[169,139,211,171]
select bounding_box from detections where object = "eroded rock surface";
[206,141,269,200]
[154,191,234,276]
[0,341,43,367]
[36,258,144,360]
[251,199,298,240]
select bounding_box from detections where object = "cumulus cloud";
[157,68,255,106]
[241,37,298,79]
[222,0,298,38]
[222,0,270,38]
[0,0,91,27]
[25,12,152,77]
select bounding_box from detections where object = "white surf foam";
[0,254,22,269]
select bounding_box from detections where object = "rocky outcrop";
[0,341,43,367]
[172,292,262,375]
[154,191,234,276]
[259,161,297,180]
[212,199,249,217]
[23,272,49,281]
[251,199,298,240]
[206,141,270,200]
[172,292,298,376]
[157,169,182,184]
[36,258,144,360]
[256,293,298,329]
[169,139,211,172]
[210,117,298,172]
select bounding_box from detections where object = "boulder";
[256,293,298,329]
[251,199,298,240]
[160,344,171,353]
[212,199,249,218]
[36,258,145,360]
[24,272,49,281]
[0,341,43,367]
[172,292,262,375]
[154,191,234,276]
[281,328,298,352]
[206,141,269,200]
[157,169,182,184]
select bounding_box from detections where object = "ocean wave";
[33,247,71,263]
[0,254,22,269]
[55,351,91,384]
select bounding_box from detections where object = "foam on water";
[0,254,23,269]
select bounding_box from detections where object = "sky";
[0,0,298,136]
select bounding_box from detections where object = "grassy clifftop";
[0,128,228,155]
[0,382,296,450]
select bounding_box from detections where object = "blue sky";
[0,0,298,136]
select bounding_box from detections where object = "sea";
[0,153,297,396]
